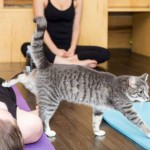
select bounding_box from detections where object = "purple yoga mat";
[12,85,55,150]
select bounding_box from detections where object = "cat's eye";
[139,90,144,94]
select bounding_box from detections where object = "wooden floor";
[0,50,150,150]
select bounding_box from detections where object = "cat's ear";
[128,76,137,88]
[140,73,149,81]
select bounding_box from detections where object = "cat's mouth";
[133,99,150,102]
[133,100,141,102]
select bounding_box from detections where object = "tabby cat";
[3,16,150,138]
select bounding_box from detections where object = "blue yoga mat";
[104,102,150,150]
[12,86,55,150]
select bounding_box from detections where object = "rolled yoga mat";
[104,102,150,150]
[12,85,55,150]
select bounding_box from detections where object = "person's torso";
[0,78,17,119]
[44,0,75,49]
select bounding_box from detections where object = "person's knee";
[96,47,110,63]
[103,49,110,60]
[21,42,30,57]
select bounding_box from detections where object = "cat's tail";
[31,16,49,69]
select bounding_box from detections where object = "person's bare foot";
[67,55,97,68]
[54,55,97,68]
[77,60,97,68]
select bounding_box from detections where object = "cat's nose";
[146,96,150,102]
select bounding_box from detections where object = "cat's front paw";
[45,128,56,137]
[143,128,150,138]
[145,132,150,138]
[94,130,105,136]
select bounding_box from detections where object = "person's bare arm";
[68,0,82,56]
[33,0,68,57]
[17,107,43,144]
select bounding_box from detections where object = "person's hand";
[66,47,75,57]
[56,49,68,57]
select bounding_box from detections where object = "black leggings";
[21,42,110,63]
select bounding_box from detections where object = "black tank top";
[44,0,75,50]
[0,78,17,119]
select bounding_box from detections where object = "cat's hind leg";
[2,73,28,87]
[2,78,20,87]
[93,108,105,136]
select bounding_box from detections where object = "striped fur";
[31,17,49,69]
[3,17,150,138]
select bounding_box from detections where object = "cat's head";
[126,73,149,102]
